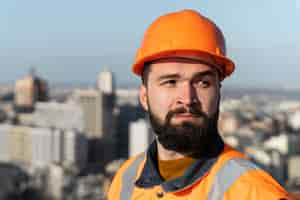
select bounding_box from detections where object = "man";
[108,9,293,199]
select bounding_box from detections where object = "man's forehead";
[149,57,219,76]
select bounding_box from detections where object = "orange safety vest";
[108,143,293,200]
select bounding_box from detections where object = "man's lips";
[173,113,198,120]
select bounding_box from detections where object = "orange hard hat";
[132,9,235,80]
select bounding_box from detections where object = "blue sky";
[0,1,299,88]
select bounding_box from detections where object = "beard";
[148,104,220,157]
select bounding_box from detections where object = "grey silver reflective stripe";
[207,158,260,200]
[120,153,145,200]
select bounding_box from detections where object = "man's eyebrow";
[157,70,217,81]
[157,74,180,81]
[191,70,218,79]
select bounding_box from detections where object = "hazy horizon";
[1,1,299,89]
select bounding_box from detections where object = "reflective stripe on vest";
[120,153,145,200]
[120,156,259,200]
[206,158,260,200]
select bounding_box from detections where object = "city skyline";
[0,55,300,198]
[0,1,299,88]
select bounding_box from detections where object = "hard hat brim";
[132,49,235,81]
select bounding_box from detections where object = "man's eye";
[161,80,177,86]
[196,80,210,88]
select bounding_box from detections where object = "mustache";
[165,106,207,122]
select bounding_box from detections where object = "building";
[288,156,300,187]
[73,89,104,138]
[0,124,11,162]
[129,119,154,157]
[63,130,88,169]
[97,69,115,95]
[218,111,240,135]
[115,88,139,106]
[115,88,146,158]
[52,129,63,163]
[14,76,36,112]
[263,133,300,155]
[9,126,32,163]
[14,71,49,113]
[18,102,84,132]
[97,69,116,141]
[288,110,300,131]
[72,88,116,162]
[45,164,64,200]
[31,128,53,165]
[1,123,87,168]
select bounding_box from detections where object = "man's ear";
[139,84,149,111]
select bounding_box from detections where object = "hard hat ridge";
[132,9,235,80]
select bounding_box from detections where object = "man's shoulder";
[115,153,146,176]
[107,153,146,199]
[211,154,292,199]
[226,165,292,199]
[236,168,284,189]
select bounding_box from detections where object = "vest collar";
[135,134,224,192]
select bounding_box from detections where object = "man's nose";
[176,82,198,106]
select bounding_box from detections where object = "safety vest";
[108,144,292,200]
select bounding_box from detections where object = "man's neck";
[157,141,186,160]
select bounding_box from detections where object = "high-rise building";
[14,71,49,113]
[14,76,35,112]
[115,89,146,158]
[73,89,104,138]
[97,69,116,141]
[129,119,154,157]
[63,130,87,168]
[51,129,63,163]
[97,69,115,95]
[31,127,52,165]
[72,71,117,163]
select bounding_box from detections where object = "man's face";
[139,58,221,155]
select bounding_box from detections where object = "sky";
[0,0,299,88]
